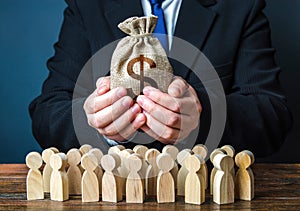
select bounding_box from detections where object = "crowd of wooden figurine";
[25,144,254,205]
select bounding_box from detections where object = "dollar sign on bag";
[127,55,158,95]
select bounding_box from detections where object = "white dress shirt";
[141,0,183,49]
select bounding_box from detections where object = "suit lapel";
[170,0,217,79]
[104,0,144,39]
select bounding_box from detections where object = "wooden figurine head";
[89,148,103,166]
[81,153,98,172]
[67,149,81,167]
[221,145,235,158]
[26,152,43,170]
[133,145,149,159]
[177,149,192,166]
[101,153,121,172]
[213,154,234,172]
[192,144,208,159]
[235,150,255,169]
[210,148,226,163]
[185,154,203,173]
[145,148,160,166]
[50,153,68,171]
[126,153,143,174]
[79,144,93,155]
[42,148,58,164]
[162,145,179,161]
[156,153,174,173]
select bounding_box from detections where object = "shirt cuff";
[101,132,138,146]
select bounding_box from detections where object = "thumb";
[168,77,189,98]
[96,76,110,95]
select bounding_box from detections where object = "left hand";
[136,77,202,144]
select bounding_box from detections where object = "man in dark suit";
[29,0,292,157]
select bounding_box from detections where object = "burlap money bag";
[110,16,173,97]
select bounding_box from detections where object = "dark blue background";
[0,0,299,163]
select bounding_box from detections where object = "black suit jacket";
[29,0,292,157]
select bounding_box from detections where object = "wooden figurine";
[210,148,226,195]
[235,150,255,201]
[221,145,236,178]
[213,153,235,205]
[133,145,149,177]
[81,152,99,202]
[26,152,44,200]
[156,153,175,203]
[89,148,104,196]
[42,147,59,193]
[145,148,160,196]
[101,153,123,202]
[162,145,179,189]
[125,153,144,203]
[66,148,82,195]
[185,154,205,205]
[192,144,208,189]
[176,149,192,196]
[118,148,134,196]
[50,153,69,201]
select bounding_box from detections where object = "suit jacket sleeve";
[200,0,292,157]
[29,0,100,152]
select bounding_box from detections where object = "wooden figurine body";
[213,154,235,204]
[162,145,179,189]
[210,148,226,195]
[50,153,69,201]
[42,147,59,193]
[89,148,103,196]
[235,150,255,201]
[81,152,99,202]
[185,154,205,205]
[221,145,236,178]
[67,148,82,195]
[145,149,160,196]
[176,149,192,196]
[125,154,144,203]
[156,153,175,203]
[101,153,122,202]
[192,144,208,189]
[26,152,44,200]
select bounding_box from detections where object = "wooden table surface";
[0,164,300,210]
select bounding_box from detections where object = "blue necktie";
[149,0,169,52]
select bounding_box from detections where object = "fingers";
[141,87,181,113]
[143,111,181,141]
[140,125,174,145]
[190,86,202,114]
[137,95,182,129]
[140,86,199,115]
[168,77,189,98]
[104,113,146,141]
[98,103,140,135]
[88,96,133,129]
[84,87,127,114]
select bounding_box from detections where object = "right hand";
[83,77,146,142]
